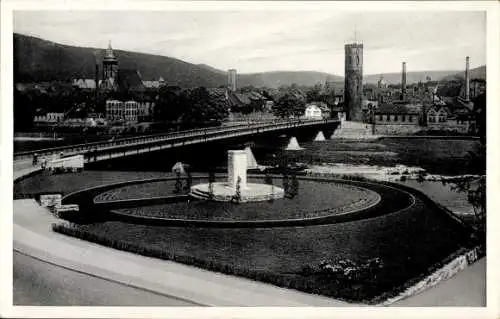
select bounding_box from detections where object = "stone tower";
[103,41,118,81]
[344,43,363,121]
[465,56,470,101]
[228,69,237,92]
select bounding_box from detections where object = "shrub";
[340,174,368,181]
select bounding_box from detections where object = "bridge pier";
[285,136,303,150]
[313,131,326,141]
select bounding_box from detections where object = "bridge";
[14,119,340,164]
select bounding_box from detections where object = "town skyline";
[14,10,486,75]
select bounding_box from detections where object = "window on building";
[409,115,413,122]
[394,115,398,122]
[402,115,406,122]
[379,115,383,121]
[386,115,390,122]
[438,112,447,123]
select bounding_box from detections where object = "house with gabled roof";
[374,103,420,125]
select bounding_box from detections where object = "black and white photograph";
[1,1,499,318]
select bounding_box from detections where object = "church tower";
[344,42,364,121]
[103,41,118,81]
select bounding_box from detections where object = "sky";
[13,10,486,75]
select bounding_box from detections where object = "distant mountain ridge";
[14,34,227,88]
[14,33,485,89]
[364,66,486,85]
[440,65,486,81]
[239,71,343,88]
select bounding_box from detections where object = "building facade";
[375,103,420,125]
[33,112,65,123]
[427,106,449,124]
[344,43,364,121]
[304,104,323,118]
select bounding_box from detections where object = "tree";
[185,168,193,191]
[174,171,183,194]
[450,175,485,228]
[272,92,306,119]
[232,176,242,204]
[432,99,486,238]
[14,88,36,131]
[154,86,187,123]
[306,83,323,103]
[473,92,486,142]
[208,169,216,200]
[182,87,229,126]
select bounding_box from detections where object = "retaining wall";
[380,245,484,306]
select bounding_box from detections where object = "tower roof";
[104,40,117,62]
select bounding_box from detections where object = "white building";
[304,104,323,119]
[33,112,65,123]
[106,100,124,122]
[124,101,139,123]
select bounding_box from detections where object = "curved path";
[12,163,485,306]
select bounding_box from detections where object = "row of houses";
[105,100,153,123]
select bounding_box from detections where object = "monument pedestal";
[190,149,284,203]
[228,150,247,190]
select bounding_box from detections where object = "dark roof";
[455,97,475,112]
[247,91,266,100]
[117,69,145,92]
[234,93,251,105]
[376,103,419,114]
[427,106,451,114]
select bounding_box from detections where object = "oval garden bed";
[107,178,381,221]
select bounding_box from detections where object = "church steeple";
[104,40,117,62]
[101,40,118,91]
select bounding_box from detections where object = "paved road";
[13,251,199,306]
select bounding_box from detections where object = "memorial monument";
[190,150,284,202]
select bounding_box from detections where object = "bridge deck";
[14,119,339,164]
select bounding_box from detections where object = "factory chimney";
[94,62,99,108]
[401,62,407,100]
[465,56,470,101]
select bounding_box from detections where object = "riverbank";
[303,163,478,217]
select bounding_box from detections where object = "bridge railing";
[14,119,338,161]
[84,118,338,160]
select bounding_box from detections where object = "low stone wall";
[375,124,422,135]
[380,245,484,306]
